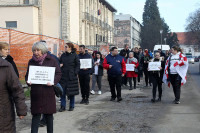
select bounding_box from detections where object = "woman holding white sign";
[149,52,165,103]
[126,52,139,90]
[25,41,62,133]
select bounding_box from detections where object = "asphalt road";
[152,62,200,133]
[17,63,200,133]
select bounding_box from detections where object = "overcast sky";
[107,0,200,32]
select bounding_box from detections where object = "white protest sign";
[126,64,135,71]
[28,66,55,85]
[80,59,92,69]
[148,62,161,71]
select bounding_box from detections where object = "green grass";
[20,79,26,85]
[24,88,30,98]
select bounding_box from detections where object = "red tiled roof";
[176,32,198,45]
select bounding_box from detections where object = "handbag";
[53,83,63,98]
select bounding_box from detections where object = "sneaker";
[58,100,61,103]
[110,97,115,101]
[151,99,155,103]
[117,97,123,102]
[80,99,85,104]
[129,88,133,90]
[90,90,95,95]
[85,99,89,105]
[59,106,66,112]
[98,91,102,95]
[138,82,140,85]
[174,100,180,104]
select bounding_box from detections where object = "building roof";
[99,0,117,12]
[176,32,199,45]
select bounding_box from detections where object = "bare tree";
[185,8,200,43]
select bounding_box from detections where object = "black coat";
[59,51,80,96]
[92,58,104,76]
[25,53,62,114]
[5,55,19,77]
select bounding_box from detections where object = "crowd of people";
[0,41,188,133]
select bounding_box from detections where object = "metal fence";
[0,27,65,80]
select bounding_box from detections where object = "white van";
[153,45,170,55]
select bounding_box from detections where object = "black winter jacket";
[59,51,80,96]
[5,55,19,77]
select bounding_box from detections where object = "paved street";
[16,62,200,133]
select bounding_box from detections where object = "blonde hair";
[0,42,9,50]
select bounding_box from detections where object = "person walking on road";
[0,43,27,133]
[78,45,93,105]
[163,45,188,104]
[25,41,62,133]
[103,47,126,102]
[126,52,139,90]
[59,43,80,112]
[149,52,165,103]
[141,50,151,87]
[91,51,104,95]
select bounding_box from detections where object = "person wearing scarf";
[126,52,139,90]
[25,41,62,133]
[163,45,188,104]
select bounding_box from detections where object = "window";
[6,21,17,28]
[24,0,29,4]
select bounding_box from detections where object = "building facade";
[176,32,200,56]
[114,14,141,49]
[79,0,116,50]
[0,0,116,49]
[0,0,60,38]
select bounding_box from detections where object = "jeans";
[79,74,90,99]
[60,85,66,108]
[108,75,122,99]
[61,88,75,108]
[170,74,182,101]
[31,114,53,133]
[91,74,102,91]
[69,95,75,108]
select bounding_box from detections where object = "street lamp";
[160,30,163,50]
[164,38,167,45]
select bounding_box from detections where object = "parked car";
[186,55,195,64]
[194,56,199,62]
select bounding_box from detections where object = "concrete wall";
[69,0,79,44]
[0,6,39,34]
[41,0,60,38]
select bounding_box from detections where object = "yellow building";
[79,0,116,49]
[0,0,116,49]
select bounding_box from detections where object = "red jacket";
[126,58,139,78]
